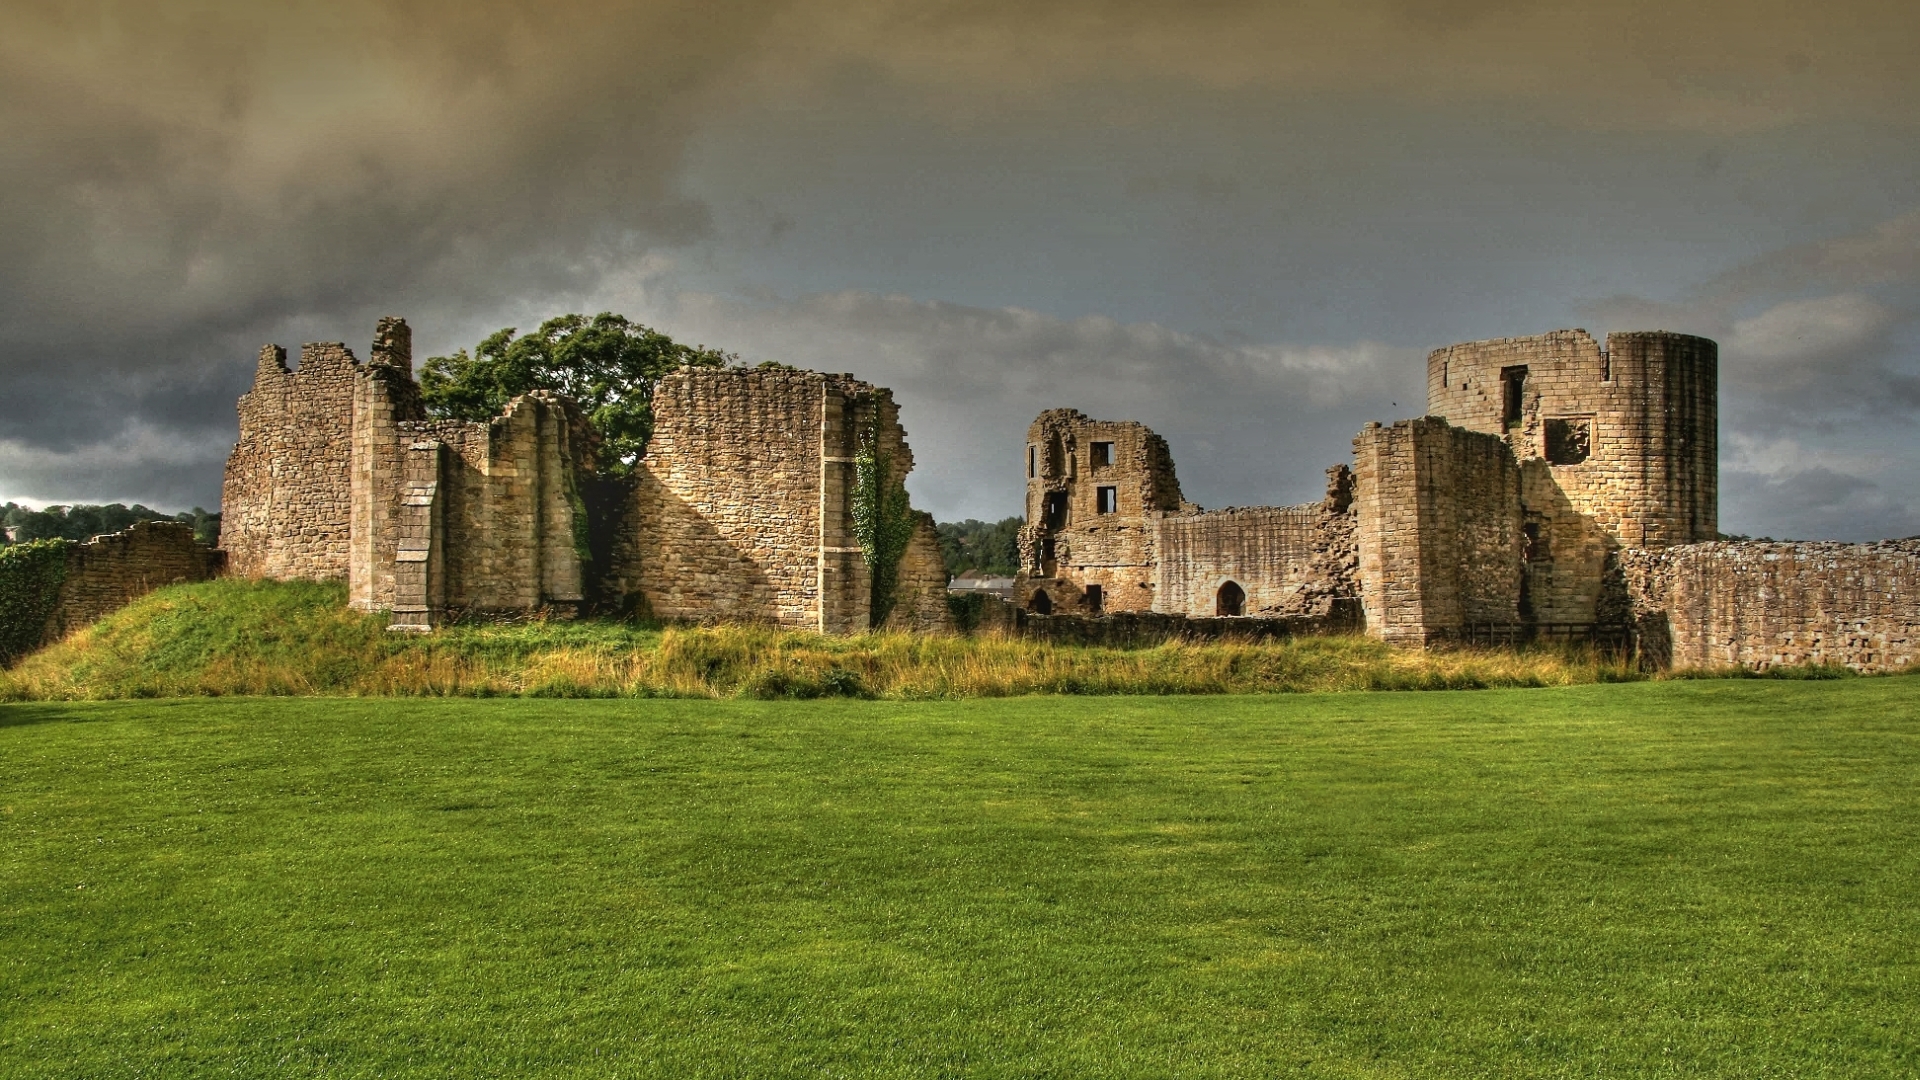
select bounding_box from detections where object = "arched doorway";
[1029,589,1053,615]
[1216,581,1244,617]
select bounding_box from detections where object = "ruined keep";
[220,318,950,634]
[1015,329,1917,670]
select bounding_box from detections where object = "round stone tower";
[1425,329,1717,548]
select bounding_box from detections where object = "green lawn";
[3,680,1917,1078]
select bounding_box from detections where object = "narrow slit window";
[1028,445,1036,478]
[1090,441,1113,467]
[1096,486,1117,514]
[1501,366,1528,427]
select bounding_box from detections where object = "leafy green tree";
[935,516,1023,578]
[1,503,217,546]
[419,313,735,474]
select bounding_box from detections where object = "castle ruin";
[192,317,1919,672]
[1019,329,1918,670]
[220,318,951,634]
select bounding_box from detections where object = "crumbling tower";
[1018,409,1186,614]
[1421,330,1715,625]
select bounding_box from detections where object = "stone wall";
[972,599,1357,646]
[222,342,360,580]
[1154,504,1324,617]
[884,512,956,634]
[1353,418,1523,645]
[383,394,589,619]
[44,522,222,642]
[1620,541,1920,672]
[629,367,931,633]
[1150,463,1356,619]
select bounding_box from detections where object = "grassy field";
[3,580,1665,701]
[3,680,1916,1077]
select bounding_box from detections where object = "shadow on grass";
[0,703,97,729]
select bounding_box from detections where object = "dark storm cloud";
[0,0,778,503]
[2,0,1917,517]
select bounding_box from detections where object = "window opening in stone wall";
[1216,580,1245,617]
[1096,486,1117,514]
[1545,417,1591,465]
[1029,589,1052,615]
[1601,348,1611,382]
[1091,441,1113,467]
[1047,436,1065,477]
[1523,519,1549,563]
[1044,491,1069,529]
[1501,366,1528,427]
[1085,583,1103,613]
[1042,537,1056,563]
[1028,445,1036,478]
[1441,359,1449,389]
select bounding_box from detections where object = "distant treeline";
[1,503,220,548]
[935,516,1022,578]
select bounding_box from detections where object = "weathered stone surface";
[1426,329,1716,625]
[222,322,951,634]
[1352,418,1523,645]
[885,512,956,634]
[222,342,359,580]
[1619,541,1920,672]
[41,522,221,644]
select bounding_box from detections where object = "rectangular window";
[1091,441,1113,467]
[1044,491,1069,529]
[1501,366,1528,427]
[1085,583,1103,613]
[1028,445,1036,478]
[1096,486,1117,514]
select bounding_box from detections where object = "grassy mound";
[4,683,1917,1076]
[0,580,1662,701]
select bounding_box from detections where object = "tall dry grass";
[0,580,1661,701]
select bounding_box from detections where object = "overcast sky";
[4,0,1918,539]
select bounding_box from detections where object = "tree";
[935,516,1023,578]
[419,313,735,475]
[1,502,218,546]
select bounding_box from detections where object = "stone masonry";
[1352,418,1523,645]
[1008,327,1899,665]
[223,322,951,634]
[1620,541,1920,673]
[202,317,1910,667]
[40,522,222,647]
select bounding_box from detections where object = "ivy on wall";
[0,539,71,665]
[851,403,918,628]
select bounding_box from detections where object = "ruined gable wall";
[222,343,359,580]
[1153,464,1358,619]
[44,522,221,643]
[1620,541,1920,673]
[1353,418,1522,644]
[1427,329,1717,551]
[1019,411,1186,614]
[1154,505,1322,616]
[631,368,856,630]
